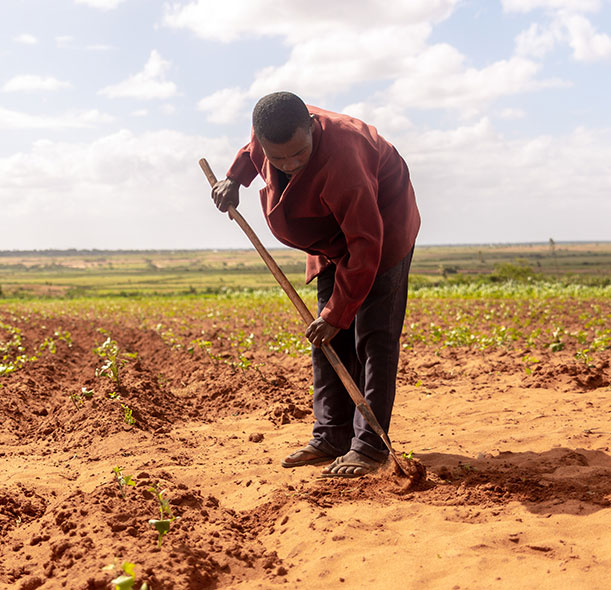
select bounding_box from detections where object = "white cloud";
[163,0,459,43]
[340,102,414,137]
[190,0,569,126]
[515,22,559,58]
[99,50,178,100]
[2,75,72,93]
[0,107,113,129]
[561,13,611,61]
[502,0,601,12]
[74,0,127,9]
[509,0,611,62]
[14,34,38,45]
[248,25,431,99]
[160,104,176,115]
[396,121,611,243]
[195,23,431,123]
[1,122,609,248]
[197,88,250,124]
[56,36,74,48]
[499,107,527,119]
[0,130,270,249]
[382,49,568,117]
[87,43,114,51]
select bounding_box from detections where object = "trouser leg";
[309,265,359,457]
[309,250,413,461]
[350,250,413,462]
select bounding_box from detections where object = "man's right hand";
[211,178,240,212]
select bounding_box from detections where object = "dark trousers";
[309,250,413,463]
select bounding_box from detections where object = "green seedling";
[0,323,29,383]
[231,354,266,380]
[575,348,594,367]
[522,354,539,375]
[39,336,57,354]
[155,323,182,350]
[94,336,137,389]
[69,387,94,410]
[112,466,136,498]
[236,354,252,371]
[188,337,221,362]
[267,331,310,356]
[121,403,136,425]
[148,517,173,547]
[103,560,148,590]
[147,483,177,548]
[548,327,565,352]
[69,391,84,409]
[402,450,414,460]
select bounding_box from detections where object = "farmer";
[211,91,420,478]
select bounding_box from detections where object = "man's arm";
[319,183,384,330]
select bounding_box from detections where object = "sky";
[1,0,610,250]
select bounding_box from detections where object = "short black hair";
[252,91,311,143]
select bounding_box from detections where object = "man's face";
[259,119,314,176]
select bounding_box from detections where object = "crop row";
[1,288,609,384]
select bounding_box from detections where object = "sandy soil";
[0,304,610,590]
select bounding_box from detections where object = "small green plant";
[187,337,221,362]
[522,354,540,375]
[230,354,266,380]
[112,466,136,498]
[69,391,84,409]
[402,450,414,460]
[103,560,148,590]
[575,348,594,367]
[267,331,310,356]
[94,335,137,389]
[121,403,136,425]
[39,336,57,354]
[548,327,565,352]
[148,483,177,548]
[69,387,94,410]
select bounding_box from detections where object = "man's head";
[253,91,314,176]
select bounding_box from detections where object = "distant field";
[0,241,609,298]
[412,241,611,277]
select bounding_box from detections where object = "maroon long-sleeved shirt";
[226,106,421,329]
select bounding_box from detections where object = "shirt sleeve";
[226,143,259,188]
[319,181,384,329]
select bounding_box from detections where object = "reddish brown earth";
[0,301,610,589]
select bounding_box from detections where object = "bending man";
[211,91,420,478]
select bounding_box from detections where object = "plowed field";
[0,294,610,589]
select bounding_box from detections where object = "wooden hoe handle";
[198,158,403,466]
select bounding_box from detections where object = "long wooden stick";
[199,158,406,474]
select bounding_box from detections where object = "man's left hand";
[305,317,340,348]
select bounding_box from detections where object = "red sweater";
[226,106,421,329]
